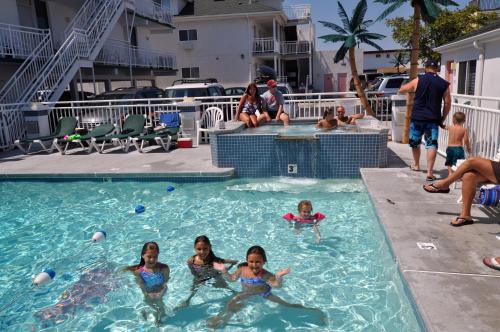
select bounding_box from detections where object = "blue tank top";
[411,72,450,123]
[139,266,165,291]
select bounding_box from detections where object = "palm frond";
[374,0,401,4]
[318,21,348,34]
[344,35,356,49]
[422,0,441,20]
[318,34,348,44]
[337,1,351,31]
[358,32,386,40]
[375,1,404,22]
[361,39,384,51]
[432,0,459,6]
[350,0,368,31]
[333,44,349,63]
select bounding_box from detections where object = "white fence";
[282,5,311,21]
[438,94,500,160]
[0,23,50,59]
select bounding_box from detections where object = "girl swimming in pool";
[124,242,170,324]
[283,200,325,243]
[208,246,318,328]
[181,235,238,306]
[316,107,337,130]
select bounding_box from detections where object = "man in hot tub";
[335,105,364,125]
[261,80,289,127]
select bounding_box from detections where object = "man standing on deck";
[399,60,451,181]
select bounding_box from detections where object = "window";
[375,54,381,58]
[386,54,390,58]
[385,78,404,89]
[181,67,200,78]
[179,29,197,41]
[457,60,476,95]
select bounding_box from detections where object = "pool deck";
[1,141,499,331]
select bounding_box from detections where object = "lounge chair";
[53,123,116,154]
[132,112,181,153]
[90,114,145,153]
[14,117,78,154]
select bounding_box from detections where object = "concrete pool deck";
[0,141,499,331]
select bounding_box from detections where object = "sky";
[284,0,473,51]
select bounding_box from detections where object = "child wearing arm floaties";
[283,200,325,243]
[444,111,471,177]
[124,242,170,323]
[209,245,317,329]
[181,235,238,307]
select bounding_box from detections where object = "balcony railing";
[0,23,51,59]
[253,37,278,53]
[95,38,176,69]
[281,41,310,54]
[282,5,311,21]
[131,0,173,26]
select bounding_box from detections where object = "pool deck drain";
[1,142,499,331]
[361,142,500,332]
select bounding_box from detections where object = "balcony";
[282,5,311,22]
[0,23,51,59]
[281,41,310,55]
[253,38,279,54]
[127,0,173,26]
[95,39,176,69]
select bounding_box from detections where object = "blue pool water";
[242,124,356,135]
[0,178,422,331]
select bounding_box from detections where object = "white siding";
[313,49,363,92]
[0,0,20,25]
[45,1,77,46]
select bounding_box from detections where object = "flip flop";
[426,175,437,181]
[410,165,420,171]
[450,217,474,227]
[423,183,450,193]
[483,257,500,271]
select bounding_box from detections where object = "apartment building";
[0,0,177,104]
[157,0,313,91]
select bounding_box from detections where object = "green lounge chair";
[53,123,116,154]
[90,114,145,153]
[131,127,180,153]
[14,117,78,154]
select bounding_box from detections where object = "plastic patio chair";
[90,114,146,153]
[14,117,78,154]
[53,123,116,154]
[196,107,224,146]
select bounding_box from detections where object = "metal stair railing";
[0,28,53,105]
[63,0,103,38]
[0,23,50,59]
[0,103,26,150]
[132,0,173,26]
[21,0,123,103]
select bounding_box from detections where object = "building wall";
[45,2,77,46]
[313,49,363,92]
[157,17,252,88]
[364,50,405,72]
[481,41,500,98]
[0,0,20,25]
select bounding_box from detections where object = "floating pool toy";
[282,212,326,223]
[135,205,146,214]
[33,268,56,286]
[91,230,107,242]
[480,185,500,207]
[167,185,175,192]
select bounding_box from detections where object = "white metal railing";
[0,103,26,150]
[132,0,173,26]
[0,27,53,105]
[64,0,102,38]
[282,5,311,21]
[438,94,500,160]
[95,38,176,69]
[0,23,50,59]
[281,41,310,54]
[253,37,278,53]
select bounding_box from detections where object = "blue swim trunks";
[409,121,439,150]
[445,146,465,166]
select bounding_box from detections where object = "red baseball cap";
[267,79,277,88]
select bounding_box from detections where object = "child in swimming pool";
[316,107,337,130]
[208,246,317,328]
[124,242,170,324]
[283,200,325,243]
[181,235,238,306]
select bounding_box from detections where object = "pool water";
[242,124,356,136]
[0,178,422,331]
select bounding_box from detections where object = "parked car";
[349,73,383,92]
[365,75,409,119]
[165,78,225,99]
[79,86,165,127]
[224,87,246,96]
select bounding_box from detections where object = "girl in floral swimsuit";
[235,83,265,128]
[181,235,238,307]
[208,246,323,328]
[124,242,170,324]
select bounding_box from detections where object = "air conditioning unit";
[180,41,193,50]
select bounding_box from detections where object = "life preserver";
[282,212,326,223]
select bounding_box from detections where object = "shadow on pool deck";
[361,142,500,332]
[1,141,499,331]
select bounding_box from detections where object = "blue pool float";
[167,185,175,192]
[135,205,146,214]
[33,268,56,286]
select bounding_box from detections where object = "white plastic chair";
[195,107,224,146]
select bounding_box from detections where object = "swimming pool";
[0,178,423,331]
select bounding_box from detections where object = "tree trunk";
[349,47,374,116]
[403,3,421,144]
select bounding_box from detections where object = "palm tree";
[390,51,409,74]
[319,0,385,117]
[374,0,459,143]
